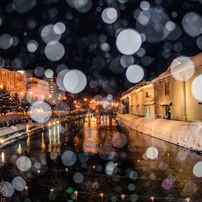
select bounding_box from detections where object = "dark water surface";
[0,116,202,202]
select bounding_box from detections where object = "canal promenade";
[0,113,88,149]
[116,114,202,153]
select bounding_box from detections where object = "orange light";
[21,92,23,95]
[64,97,66,100]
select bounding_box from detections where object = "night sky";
[0,0,202,101]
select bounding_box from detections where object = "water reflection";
[1,152,4,163]
[0,115,202,201]
[48,124,61,152]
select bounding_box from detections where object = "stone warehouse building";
[121,52,202,122]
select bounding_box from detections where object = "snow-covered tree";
[0,85,11,116]
[11,93,21,113]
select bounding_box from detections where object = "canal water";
[0,115,202,202]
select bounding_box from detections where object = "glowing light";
[116,28,142,55]
[45,41,65,62]
[193,161,202,177]
[146,147,158,160]
[45,69,54,78]
[182,12,202,37]
[140,1,150,10]
[126,64,144,83]
[63,70,87,94]
[74,0,92,13]
[0,181,14,197]
[29,101,52,123]
[170,56,194,81]
[16,156,32,172]
[41,24,61,44]
[61,151,77,166]
[191,75,202,102]
[102,8,118,24]
[73,172,84,183]
[12,177,26,191]
[120,55,134,68]
[162,179,172,190]
[53,22,66,34]
[0,34,13,49]
[27,40,38,52]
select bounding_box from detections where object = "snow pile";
[116,114,202,151]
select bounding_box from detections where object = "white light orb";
[126,64,144,83]
[12,176,26,191]
[63,70,87,94]
[27,40,38,52]
[45,69,54,78]
[102,8,118,24]
[191,75,202,102]
[54,22,66,34]
[41,24,61,44]
[193,161,202,177]
[0,34,13,49]
[0,182,14,197]
[61,151,77,166]
[182,12,202,37]
[16,156,32,172]
[170,56,194,81]
[116,28,142,55]
[140,1,150,11]
[146,147,158,160]
[29,101,52,123]
[45,41,65,62]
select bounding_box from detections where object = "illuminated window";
[165,82,169,96]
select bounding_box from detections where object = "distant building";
[44,76,74,103]
[26,77,49,101]
[0,68,26,97]
[121,52,202,122]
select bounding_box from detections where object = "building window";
[165,82,169,95]
[136,95,138,100]
[146,92,149,98]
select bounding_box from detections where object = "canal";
[0,115,202,201]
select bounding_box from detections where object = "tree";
[21,93,30,115]
[67,95,75,111]
[0,85,11,116]
[11,93,21,113]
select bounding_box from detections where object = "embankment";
[116,114,202,152]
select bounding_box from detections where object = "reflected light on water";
[1,152,4,163]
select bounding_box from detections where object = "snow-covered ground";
[116,114,202,152]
